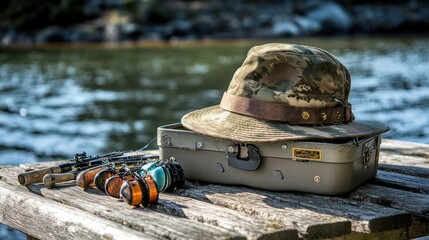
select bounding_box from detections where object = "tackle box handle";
[226,144,261,171]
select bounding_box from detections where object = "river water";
[0,37,428,238]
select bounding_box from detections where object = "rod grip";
[43,172,76,189]
[18,166,62,186]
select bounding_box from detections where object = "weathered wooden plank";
[331,219,429,240]
[155,193,299,240]
[2,141,428,239]
[0,166,244,240]
[379,151,429,173]
[0,181,156,240]
[36,185,244,240]
[348,184,429,220]
[378,163,429,179]
[265,191,411,234]
[379,152,429,169]
[182,181,411,234]
[179,181,352,239]
[380,140,429,174]
[3,164,299,239]
[373,170,429,194]
[37,180,299,240]
[379,140,429,178]
[407,219,429,239]
[331,227,409,240]
[0,166,40,188]
[32,184,244,239]
[381,139,429,159]
[36,183,244,239]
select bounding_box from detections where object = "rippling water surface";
[1,38,428,166]
[0,37,428,238]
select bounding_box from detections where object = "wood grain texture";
[378,140,429,178]
[378,163,429,179]
[178,181,352,239]
[0,181,156,240]
[1,166,244,240]
[1,166,347,239]
[381,139,429,159]
[155,192,299,240]
[182,181,412,234]
[34,184,244,240]
[373,170,429,194]
[348,184,429,220]
[1,141,428,239]
[258,189,411,233]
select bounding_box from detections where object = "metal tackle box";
[158,123,382,195]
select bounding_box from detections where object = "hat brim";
[181,105,389,143]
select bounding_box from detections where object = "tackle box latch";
[226,144,261,171]
[362,136,379,171]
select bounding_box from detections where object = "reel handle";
[43,172,76,189]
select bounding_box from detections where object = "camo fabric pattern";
[181,42,389,142]
[227,43,351,108]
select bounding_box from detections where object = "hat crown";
[227,43,351,108]
[181,43,389,143]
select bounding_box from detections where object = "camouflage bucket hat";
[181,43,389,142]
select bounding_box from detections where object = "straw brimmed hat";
[181,43,389,142]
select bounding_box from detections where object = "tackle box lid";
[158,123,381,164]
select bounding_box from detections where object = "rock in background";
[1,0,428,45]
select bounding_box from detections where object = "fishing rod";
[43,157,147,189]
[19,137,159,186]
[18,151,123,186]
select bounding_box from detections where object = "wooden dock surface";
[0,139,428,239]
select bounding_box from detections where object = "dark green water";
[0,37,429,239]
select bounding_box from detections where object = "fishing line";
[138,136,157,151]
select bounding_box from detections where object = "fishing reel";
[87,158,185,206]
[120,173,159,207]
[93,163,142,192]
[139,159,185,192]
[117,159,185,207]
[104,171,135,198]
[94,167,116,192]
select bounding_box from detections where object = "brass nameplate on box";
[292,148,322,161]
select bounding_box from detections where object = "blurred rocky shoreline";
[1,0,429,45]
